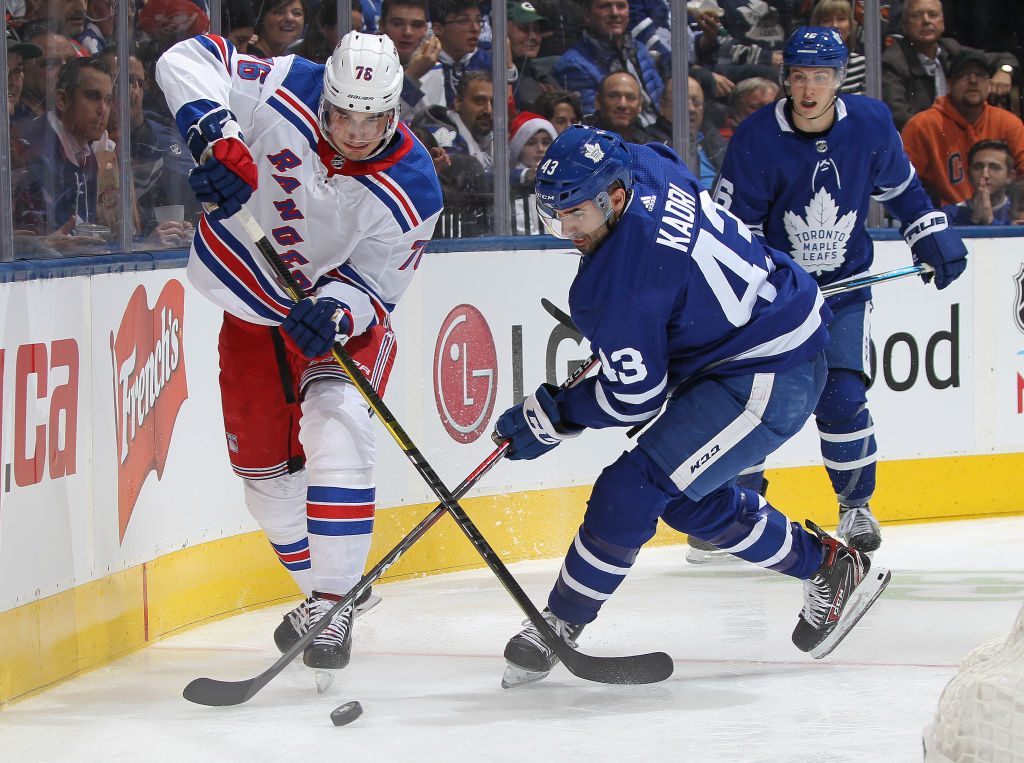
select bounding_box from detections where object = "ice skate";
[274,586,378,654]
[273,594,315,653]
[501,609,585,688]
[837,504,882,553]
[303,593,354,671]
[792,520,890,659]
[353,585,381,617]
[685,536,742,565]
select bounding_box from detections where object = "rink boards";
[2,234,1023,704]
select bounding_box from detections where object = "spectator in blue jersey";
[709,27,968,562]
[492,124,891,688]
[77,0,116,55]
[941,139,1015,226]
[553,0,664,130]
[420,0,513,110]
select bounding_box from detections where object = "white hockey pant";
[244,378,377,596]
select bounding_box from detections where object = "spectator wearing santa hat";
[509,110,555,234]
[509,109,556,184]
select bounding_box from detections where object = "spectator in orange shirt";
[901,51,1024,208]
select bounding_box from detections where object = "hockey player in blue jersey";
[706,26,968,561]
[492,125,891,687]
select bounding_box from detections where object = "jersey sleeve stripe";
[710,289,826,369]
[350,174,415,232]
[196,34,232,77]
[197,216,292,320]
[609,373,668,404]
[268,88,321,153]
[320,265,395,317]
[595,381,661,423]
[872,165,916,202]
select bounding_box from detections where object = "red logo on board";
[433,305,497,443]
[110,282,188,542]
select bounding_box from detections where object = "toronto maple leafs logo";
[782,187,857,275]
[583,142,605,163]
[434,127,457,149]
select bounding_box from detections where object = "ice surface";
[4,517,1024,762]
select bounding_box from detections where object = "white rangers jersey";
[156,35,443,331]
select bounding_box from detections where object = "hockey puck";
[330,700,363,727]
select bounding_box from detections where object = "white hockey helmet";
[320,32,404,157]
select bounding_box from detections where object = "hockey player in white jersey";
[493,125,891,687]
[707,26,968,561]
[156,32,443,673]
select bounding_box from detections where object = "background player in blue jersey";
[157,32,442,676]
[708,27,968,561]
[492,125,891,688]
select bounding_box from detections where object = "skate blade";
[501,664,550,689]
[685,549,742,565]
[354,592,381,618]
[810,565,891,659]
[314,670,336,695]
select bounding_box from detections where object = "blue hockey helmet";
[782,26,848,83]
[534,125,632,229]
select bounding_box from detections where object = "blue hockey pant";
[548,353,829,626]
[737,301,877,507]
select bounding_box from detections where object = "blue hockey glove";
[281,297,354,359]
[493,384,582,461]
[903,211,968,290]
[186,108,258,221]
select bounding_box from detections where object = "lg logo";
[433,305,497,443]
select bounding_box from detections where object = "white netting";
[924,603,1024,763]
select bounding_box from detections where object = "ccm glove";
[186,108,258,221]
[281,297,354,359]
[493,383,582,461]
[903,211,968,290]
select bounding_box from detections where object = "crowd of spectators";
[5,0,1024,258]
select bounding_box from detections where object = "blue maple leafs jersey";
[556,142,831,431]
[714,96,936,310]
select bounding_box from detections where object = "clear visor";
[537,196,611,240]
[782,65,845,90]
[322,104,395,149]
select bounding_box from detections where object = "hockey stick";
[220,207,673,688]
[819,263,933,297]
[184,439,509,705]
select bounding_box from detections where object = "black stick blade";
[183,676,266,706]
[560,648,674,685]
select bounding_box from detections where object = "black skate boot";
[792,520,890,659]
[837,503,882,553]
[303,593,354,671]
[274,586,377,653]
[502,609,585,688]
[274,594,315,653]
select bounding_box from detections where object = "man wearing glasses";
[11,19,77,125]
[420,0,516,110]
